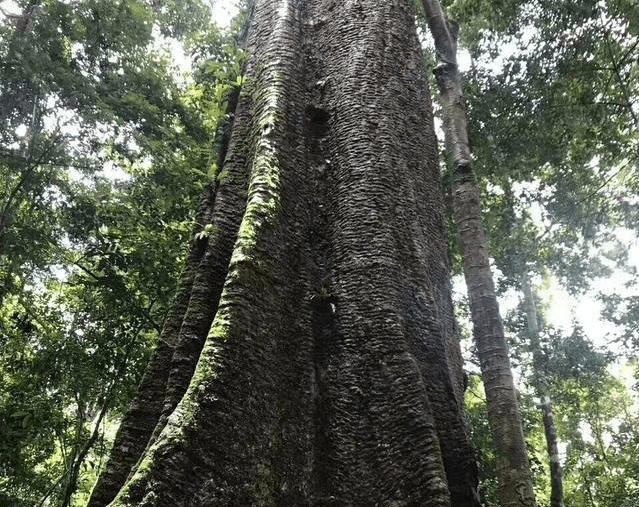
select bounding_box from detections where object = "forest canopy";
[0,0,637,506]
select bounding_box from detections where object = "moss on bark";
[92,1,481,506]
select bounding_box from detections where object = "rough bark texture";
[522,277,564,507]
[91,1,480,505]
[419,2,537,507]
[87,183,223,507]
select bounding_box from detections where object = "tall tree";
[418,2,537,506]
[88,0,481,505]
[521,275,563,507]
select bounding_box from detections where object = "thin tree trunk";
[419,2,537,507]
[522,276,564,507]
[59,326,142,506]
[91,0,481,505]
[541,396,563,507]
[61,397,111,507]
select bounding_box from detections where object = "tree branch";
[601,17,639,129]
[0,135,60,251]
[71,260,162,334]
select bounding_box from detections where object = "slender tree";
[521,275,563,507]
[88,0,482,505]
[418,2,537,507]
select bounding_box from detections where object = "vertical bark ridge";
[100,1,480,505]
[86,183,217,507]
[139,82,258,455]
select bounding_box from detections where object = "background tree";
[417,2,537,506]
[429,1,639,506]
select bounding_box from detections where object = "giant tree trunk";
[419,2,537,507]
[88,1,480,505]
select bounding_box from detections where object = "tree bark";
[90,1,481,505]
[521,276,564,507]
[419,2,537,507]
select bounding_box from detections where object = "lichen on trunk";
[90,1,480,505]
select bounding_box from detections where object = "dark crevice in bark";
[310,292,341,505]
[215,86,241,174]
[306,90,338,504]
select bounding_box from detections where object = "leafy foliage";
[0,1,245,504]
[431,0,639,505]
